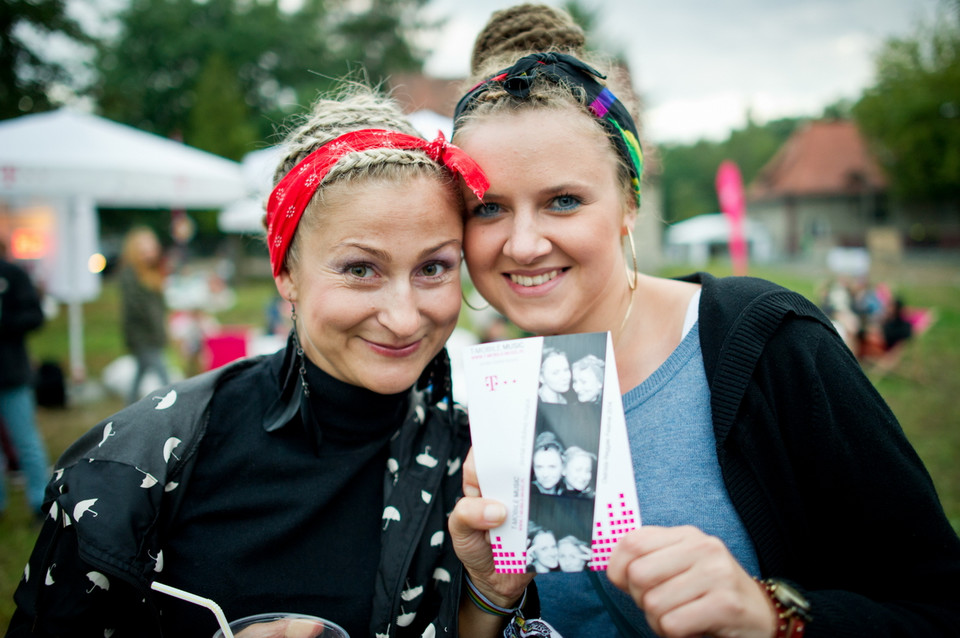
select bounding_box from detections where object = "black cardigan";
[691,272,960,635]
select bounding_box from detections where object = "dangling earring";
[289,303,310,397]
[462,289,491,312]
[623,227,639,291]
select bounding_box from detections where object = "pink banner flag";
[715,160,748,275]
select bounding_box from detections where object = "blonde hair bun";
[470,3,586,75]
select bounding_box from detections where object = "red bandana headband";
[266,128,489,277]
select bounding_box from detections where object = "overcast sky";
[419,0,942,144]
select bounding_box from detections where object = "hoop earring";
[623,227,639,291]
[462,290,491,312]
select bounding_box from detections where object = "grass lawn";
[2,261,958,631]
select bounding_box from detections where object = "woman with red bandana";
[8,84,535,638]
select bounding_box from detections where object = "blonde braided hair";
[469,3,586,76]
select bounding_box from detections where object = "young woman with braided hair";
[9,83,535,638]
[449,4,960,637]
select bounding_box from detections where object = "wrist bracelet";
[754,577,812,638]
[464,573,526,617]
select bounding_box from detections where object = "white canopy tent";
[218,145,284,234]
[664,213,773,266]
[0,109,245,381]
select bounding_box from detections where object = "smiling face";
[558,539,588,572]
[456,107,635,336]
[539,351,571,394]
[275,175,463,395]
[572,365,603,403]
[530,531,559,571]
[563,452,594,492]
[532,447,563,490]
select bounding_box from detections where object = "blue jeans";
[0,385,50,514]
[129,346,170,404]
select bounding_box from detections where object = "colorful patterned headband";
[453,52,643,206]
[266,128,489,277]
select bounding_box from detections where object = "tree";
[93,0,434,147]
[335,0,432,81]
[187,52,257,161]
[854,4,960,203]
[95,0,326,142]
[0,0,95,119]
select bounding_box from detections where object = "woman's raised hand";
[607,526,777,638]
[448,449,534,608]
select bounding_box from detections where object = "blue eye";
[551,194,581,212]
[471,202,502,218]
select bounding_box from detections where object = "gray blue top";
[536,295,759,636]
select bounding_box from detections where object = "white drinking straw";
[150,580,234,638]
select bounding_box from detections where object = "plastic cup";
[212,613,350,638]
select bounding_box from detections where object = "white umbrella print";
[98,422,116,447]
[23,563,29,583]
[446,457,461,476]
[148,549,164,572]
[85,571,110,593]
[73,498,99,521]
[382,506,401,530]
[136,467,158,488]
[415,447,438,468]
[164,481,180,492]
[432,567,451,583]
[163,437,182,463]
[415,405,425,423]
[400,584,423,601]
[386,458,400,485]
[422,624,437,638]
[154,389,178,410]
[45,564,55,585]
[421,490,432,504]
[396,611,416,627]
[430,531,444,547]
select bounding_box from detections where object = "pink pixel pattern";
[492,536,527,573]
[590,493,638,570]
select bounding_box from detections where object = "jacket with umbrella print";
[7,344,483,638]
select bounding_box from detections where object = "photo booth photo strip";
[462,332,640,573]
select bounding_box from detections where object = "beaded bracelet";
[464,573,527,617]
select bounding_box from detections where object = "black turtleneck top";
[160,353,409,637]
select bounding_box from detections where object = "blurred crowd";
[818,274,930,372]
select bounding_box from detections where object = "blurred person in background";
[0,238,50,520]
[119,226,170,403]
